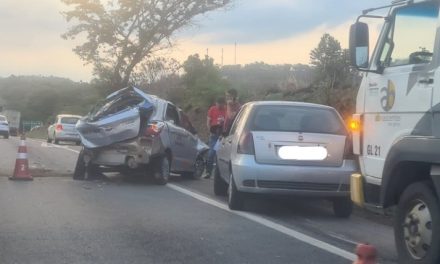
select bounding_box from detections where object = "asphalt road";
[0,137,397,263]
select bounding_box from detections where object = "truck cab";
[349,1,440,263]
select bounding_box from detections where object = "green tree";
[309,33,357,117]
[182,54,229,109]
[62,0,230,91]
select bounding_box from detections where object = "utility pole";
[221,48,224,66]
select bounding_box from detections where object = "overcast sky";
[0,0,385,82]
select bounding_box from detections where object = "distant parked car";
[214,101,357,217]
[73,86,209,184]
[0,115,10,139]
[47,114,82,145]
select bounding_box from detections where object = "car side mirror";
[349,22,369,69]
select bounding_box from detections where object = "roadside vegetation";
[0,1,359,140]
[0,33,358,140]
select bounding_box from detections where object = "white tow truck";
[349,0,440,263]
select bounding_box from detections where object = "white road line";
[167,183,357,262]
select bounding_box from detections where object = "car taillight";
[237,132,255,155]
[56,124,63,131]
[144,122,164,137]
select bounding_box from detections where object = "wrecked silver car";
[73,86,208,184]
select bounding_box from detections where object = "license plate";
[278,146,327,161]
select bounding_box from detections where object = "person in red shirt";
[224,88,241,135]
[204,97,226,178]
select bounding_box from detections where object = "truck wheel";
[333,197,353,218]
[228,173,245,210]
[214,164,227,196]
[395,182,440,264]
[73,150,86,180]
[153,156,170,185]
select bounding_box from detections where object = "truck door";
[362,2,439,181]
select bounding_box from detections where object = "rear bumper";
[232,155,357,198]
[87,137,164,167]
[0,126,9,134]
[55,131,80,142]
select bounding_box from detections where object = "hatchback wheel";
[214,164,227,196]
[73,149,101,180]
[73,150,86,180]
[333,197,353,218]
[228,173,245,210]
[182,155,205,180]
[153,156,170,185]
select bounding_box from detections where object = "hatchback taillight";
[144,122,164,137]
[237,132,255,155]
[56,124,63,131]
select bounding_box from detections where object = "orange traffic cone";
[9,135,33,181]
[353,243,377,264]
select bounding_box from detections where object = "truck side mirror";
[349,22,369,69]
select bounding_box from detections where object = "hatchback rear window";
[250,105,346,135]
[60,117,80,124]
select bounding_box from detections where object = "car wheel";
[73,150,86,180]
[333,197,353,218]
[4,134,9,139]
[47,137,52,143]
[394,182,440,264]
[214,164,228,196]
[228,173,245,210]
[153,156,170,185]
[182,155,206,180]
[86,164,102,180]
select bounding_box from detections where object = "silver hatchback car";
[47,114,82,145]
[214,101,358,217]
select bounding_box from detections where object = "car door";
[217,105,249,180]
[178,110,198,171]
[164,103,188,171]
